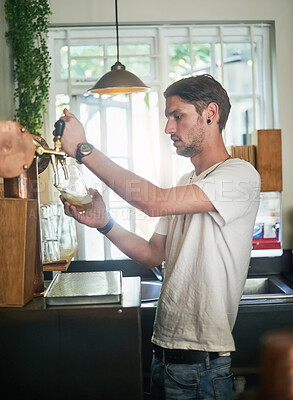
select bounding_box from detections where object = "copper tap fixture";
[0,120,68,299]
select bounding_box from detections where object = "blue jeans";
[150,353,233,400]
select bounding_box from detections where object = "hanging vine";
[5,0,51,136]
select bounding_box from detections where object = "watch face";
[76,143,93,164]
[80,143,92,153]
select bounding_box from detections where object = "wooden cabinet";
[0,198,37,306]
[256,129,282,192]
[0,278,143,400]
[230,145,256,167]
[230,129,282,192]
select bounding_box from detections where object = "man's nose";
[165,119,175,135]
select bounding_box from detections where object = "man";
[59,74,260,399]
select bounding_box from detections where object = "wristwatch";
[76,142,93,164]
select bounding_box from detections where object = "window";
[47,23,276,260]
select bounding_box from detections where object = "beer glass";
[54,164,93,212]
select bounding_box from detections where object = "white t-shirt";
[152,158,260,352]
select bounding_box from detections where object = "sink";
[141,276,293,303]
[241,276,293,301]
[141,280,162,302]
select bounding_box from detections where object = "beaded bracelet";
[96,216,114,235]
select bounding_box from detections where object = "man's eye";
[174,115,182,120]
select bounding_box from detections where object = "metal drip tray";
[44,271,122,306]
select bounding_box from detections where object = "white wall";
[1,0,293,249]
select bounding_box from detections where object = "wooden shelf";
[43,256,73,272]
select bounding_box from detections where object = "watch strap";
[76,142,93,164]
[96,216,115,235]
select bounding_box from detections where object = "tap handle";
[54,119,65,139]
[54,119,65,152]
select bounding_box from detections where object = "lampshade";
[88,0,149,95]
[89,61,149,95]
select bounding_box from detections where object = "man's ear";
[205,102,219,124]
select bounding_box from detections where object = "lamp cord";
[115,0,120,62]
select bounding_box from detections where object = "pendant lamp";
[88,0,149,95]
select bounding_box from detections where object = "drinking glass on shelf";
[58,211,78,259]
[40,203,61,262]
[42,240,60,263]
[40,203,78,262]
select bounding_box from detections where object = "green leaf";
[5,0,52,136]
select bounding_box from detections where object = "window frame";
[46,22,277,260]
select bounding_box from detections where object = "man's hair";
[164,74,231,132]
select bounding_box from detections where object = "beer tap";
[0,119,92,212]
[34,119,69,186]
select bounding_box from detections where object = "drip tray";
[44,271,122,306]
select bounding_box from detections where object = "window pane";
[60,45,104,79]
[192,43,211,74]
[226,97,254,145]
[106,107,128,156]
[70,45,103,57]
[253,42,260,93]
[55,94,70,119]
[82,108,101,149]
[168,43,191,82]
[70,58,104,79]
[106,56,151,77]
[168,43,211,82]
[111,208,131,229]
[60,46,69,79]
[108,44,150,56]
[83,225,104,260]
[222,43,253,93]
[109,208,131,259]
[131,92,161,184]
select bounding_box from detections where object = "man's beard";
[176,127,204,158]
[177,145,201,157]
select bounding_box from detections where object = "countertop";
[0,276,141,312]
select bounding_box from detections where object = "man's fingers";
[63,108,74,117]
[61,197,79,219]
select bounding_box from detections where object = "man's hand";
[55,108,87,158]
[60,188,110,229]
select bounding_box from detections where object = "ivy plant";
[5,0,51,136]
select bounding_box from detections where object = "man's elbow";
[141,258,163,270]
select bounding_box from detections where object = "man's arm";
[60,109,215,217]
[62,189,166,269]
[106,225,166,269]
[84,148,215,217]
